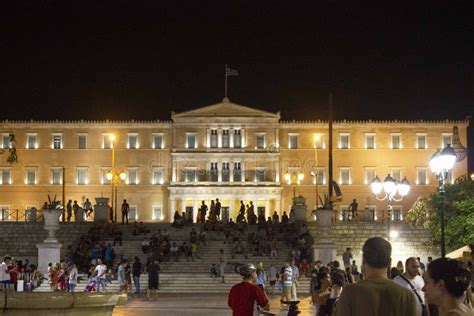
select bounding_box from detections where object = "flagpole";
[224,64,228,99]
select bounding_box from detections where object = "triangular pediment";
[172,98,280,119]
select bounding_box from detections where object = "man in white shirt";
[290,259,300,301]
[393,257,426,316]
[0,256,12,290]
[94,259,107,292]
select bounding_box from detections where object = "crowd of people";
[227,236,474,316]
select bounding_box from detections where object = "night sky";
[1,1,473,168]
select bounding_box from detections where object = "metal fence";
[0,208,43,222]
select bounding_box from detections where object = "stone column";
[193,199,199,223]
[169,198,176,222]
[206,129,210,148]
[229,128,234,148]
[181,198,187,215]
[275,198,282,216]
[275,159,280,183]
[217,161,222,182]
[229,161,234,182]
[229,199,235,221]
[313,208,337,264]
[37,209,62,274]
[218,129,222,148]
[94,197,110,223]
[241,162,246,183]
[172,161,177,183]
[265,199,271,219]
[241,129,246,148]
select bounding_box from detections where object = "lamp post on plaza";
[106,134,126,223]
[284,171,304,198]
[429,144,456,258]
[311,134,321,209]
[371,174,410,240]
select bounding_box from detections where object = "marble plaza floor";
[113,293,316,316]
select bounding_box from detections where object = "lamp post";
[311,134,320,209]
[106,135,126,223]
[429,144,456,258]
[284,170,304,198]
[371,174,410,240]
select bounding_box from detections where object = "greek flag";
[225,66,239,77]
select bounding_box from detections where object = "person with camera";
[228,263,270,316]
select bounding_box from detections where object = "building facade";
[0,99,469,222]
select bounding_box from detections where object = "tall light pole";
[311,133,321,209]
[429,144,456,258]
[106,134,126,223]
[371,174,410,240]
[284,171,304,198]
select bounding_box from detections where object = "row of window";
[0,165,452,186]
[288,133,453,149]
[1,131,454,150]
[0,167,164,185]
[0,133,164,150]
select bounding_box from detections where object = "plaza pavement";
[113,293,316,316]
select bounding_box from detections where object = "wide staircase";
[36,223,311,293]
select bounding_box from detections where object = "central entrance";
[167,186,282,223]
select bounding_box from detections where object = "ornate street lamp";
[107,134,126,222]
[429,144,456,257]
[284,171,304,198]
[371,174,410,239]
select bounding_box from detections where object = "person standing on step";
[66,200,72,222]
[200,201,208,225]
[147,259,160,300]
[348,199,358,220]
[121,199,129,224]
[83,198,93,218]
[72,201,79,221]
[132,256,142,294]
[215,198,222,221]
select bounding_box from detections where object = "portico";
[168,186,282,222]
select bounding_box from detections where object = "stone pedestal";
[94,197,110,223]
[313,208,337,264]
[36,209,62,274]
[37,242,62,274]
[76,208,85,222]
[313,242,337,264]
[292,196,308,222]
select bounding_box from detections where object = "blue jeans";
[68,283,76,292]
[96,278,106,292]
[133,276,140,293]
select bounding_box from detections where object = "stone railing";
[309,221,438,266]
[0,291,126,315]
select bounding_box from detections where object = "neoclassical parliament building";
[0,98,469,222]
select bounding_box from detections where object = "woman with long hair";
[423,258,473,316]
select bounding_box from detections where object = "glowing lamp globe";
[439,144,456,171]
[429,150,442,175]
[398,177,410,197]
[370,176,382,195]
[106,172,113,181]
[383,174,397,195]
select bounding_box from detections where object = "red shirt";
[228,281,269,316]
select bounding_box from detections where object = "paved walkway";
[113,293,316,316]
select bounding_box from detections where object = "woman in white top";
[423,258,473,316]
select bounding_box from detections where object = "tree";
[428,176,474,250]
[405,197,430,228]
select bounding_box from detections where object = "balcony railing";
[0,208,44,222]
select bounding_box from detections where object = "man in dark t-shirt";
[228,263,270,316]
[146,260,160,300]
